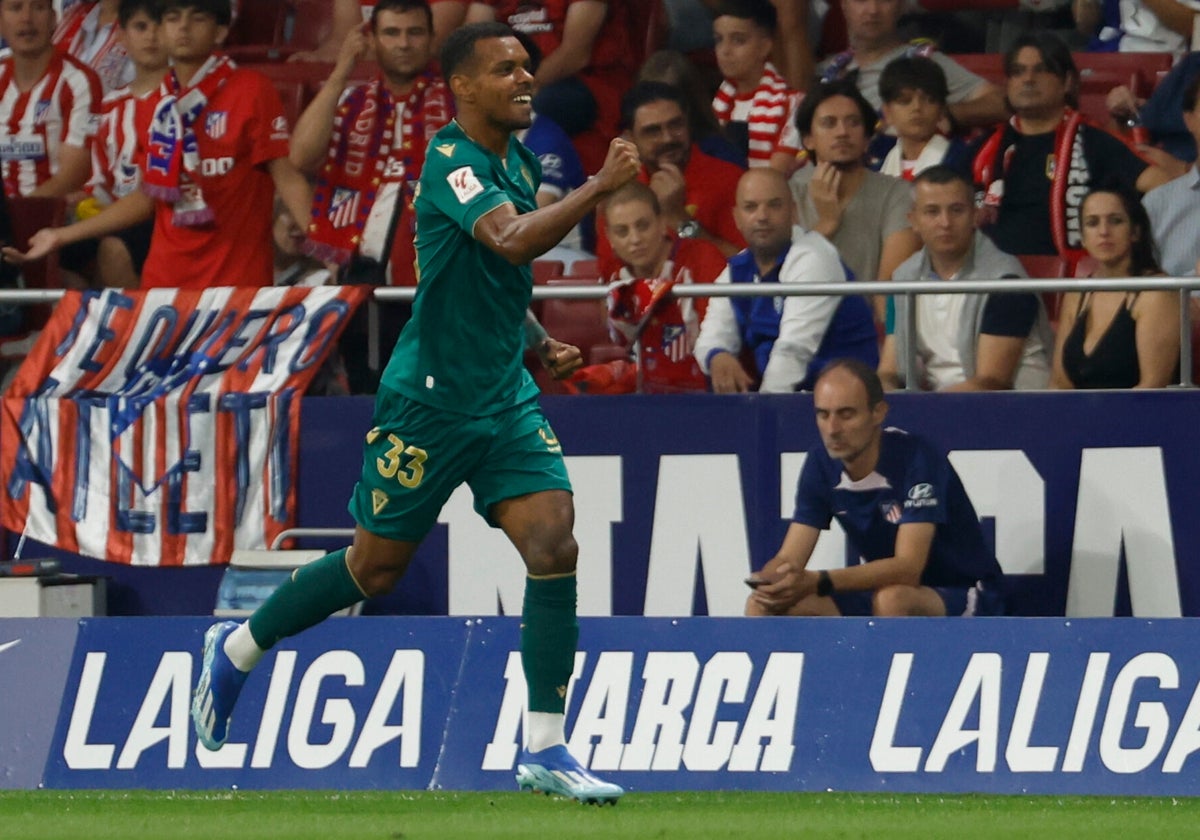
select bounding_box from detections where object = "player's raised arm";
[473,138,640,265]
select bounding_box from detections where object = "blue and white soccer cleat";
[191,621,249,751]
[515,744,624,805]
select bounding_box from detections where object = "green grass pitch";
[2,790,1199,839]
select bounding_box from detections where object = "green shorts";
[348,386,572,542]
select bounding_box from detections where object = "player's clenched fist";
[594,138,641,192]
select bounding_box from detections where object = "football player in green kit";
[192,21,641,804]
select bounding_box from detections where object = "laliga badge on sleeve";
[447,166,484,204]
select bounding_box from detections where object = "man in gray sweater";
[879,166,1052,391]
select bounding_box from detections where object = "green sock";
[248,547,365,650]
[521,573,579,714]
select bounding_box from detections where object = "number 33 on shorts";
[367,427,428,488]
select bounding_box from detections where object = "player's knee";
[745,595,766,617]
[872,585,922,617]
[347,548,410,597]
[524,531,578,577]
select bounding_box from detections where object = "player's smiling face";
[469,36,535,132]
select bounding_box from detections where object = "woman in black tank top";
[1050,185,1180,389]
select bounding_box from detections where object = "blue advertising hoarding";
[12,616,1200,795]
[296,391,1200,620]
[0,618,78,788]
[5,390,1196,620]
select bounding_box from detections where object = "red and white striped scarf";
[712,63,801,165]
[306,72,451,266]
[974,108,1088,268]
[142,53,235,227]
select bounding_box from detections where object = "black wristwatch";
[816,570,835,597]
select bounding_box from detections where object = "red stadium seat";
[532,260,565,285]
[530,260,565,320]
[562,258,600,281]
[1077,68,1137,131]
[224,0,289,61]
[1073,52,1172,96]
[287,0,336,54]
[535,279,622,392]
[818,1,847,57]
[272,79,308,128]
[946,53,1005,88]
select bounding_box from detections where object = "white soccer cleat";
[515,744,624,805]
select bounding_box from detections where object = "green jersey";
[382,120,543,416]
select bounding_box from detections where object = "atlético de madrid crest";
[205,111,228,139]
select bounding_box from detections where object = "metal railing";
[2,274,1197,390]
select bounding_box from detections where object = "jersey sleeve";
[246,73,291,167]
[86,103,116,198]
[898,439,951,526]
[979,292,1038,338]
[792,451,834,529]
[421,145,517,238]
[1085,126,1150,187]
[63,64,101,149]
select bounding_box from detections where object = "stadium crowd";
[2,0,1200,394]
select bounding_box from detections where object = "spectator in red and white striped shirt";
[76,0,166,287]
[710,0,803,175]
[53,0,133,93]
[0,0,101,198]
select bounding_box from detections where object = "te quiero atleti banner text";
[0,286,367,567]
[8,616,1200,795]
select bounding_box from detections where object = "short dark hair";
[158,0,231,27]
[713,0,777,34]
[879,55,949,105]
[1081,181,1163,277]
[119,0,161,25]
[816,358,885,408]
[511,29,543,76]
[1005,31,1077,109]
[1184,71,1200,113]
[795,80,876,138]
[620,81,690,132]
[911,164,972,194]
[440,21,515,82]
[370,0,433,33]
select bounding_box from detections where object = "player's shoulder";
[225,65,286,102]
[423,122,488,175]
[883,426,943,465]
[788,226,842,265]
